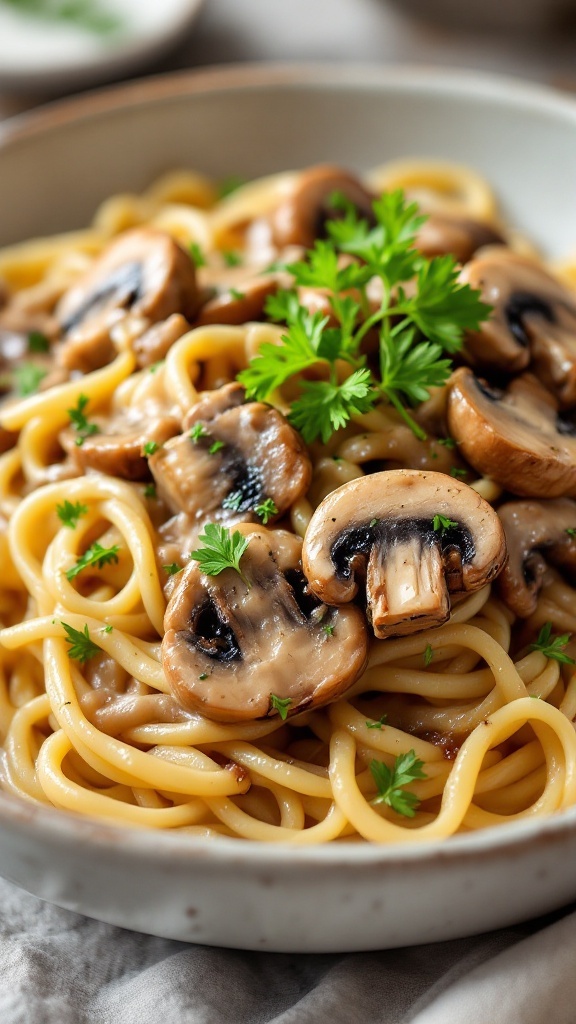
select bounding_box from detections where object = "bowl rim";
[2,61,576,867]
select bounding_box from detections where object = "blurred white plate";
[0,0,205,92]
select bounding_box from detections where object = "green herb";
[223,250,243,267]
[148,361,163,374]
[143,441,160,457]
[66,541,120,581]
[56,499,88,529]
[218,176,247,199]
[190,523,250,586]
[366,715,388,730]
[528,622,576,665]
[237,190,490,443]
[424,643,434,667]
[190,422,208,443]
[369,750,427,818]
[163,563,182,576]
[369,518,379,528]
[13,362,47,397]
[566,529,576,539]
[199,672,208,681]
[254,498,278,524]
[27,330,50,353]
[222,491,243,512]
[68,394,98,446]
[102,624,113,634]
[229,288,246,301]
[3,0,123,35]
[450,467,467,479]
[322,624,335,637]
[189,242,206,267]
[432,513,458,535]
[438,436,457,449]
[143,483,157,499]
[270,693,292,721]
[60,621,100,663]
[209,440,225,455]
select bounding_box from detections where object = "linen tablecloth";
[2,2,576,1021]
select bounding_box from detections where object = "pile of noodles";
[0,159,575,843]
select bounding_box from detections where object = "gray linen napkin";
[0,877,573,1024]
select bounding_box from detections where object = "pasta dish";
[1,158,575,844]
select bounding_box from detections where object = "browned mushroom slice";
[270,165,375,249]
[460,249,576,405]
[302,469,506,639]
[56,229,201,372]
[196,277,278,326]
[60,406,180,481]
[162,527,368,722]
[416,212,504,264]
[131,313,191,369]
[447,367,576,499]
[149,382,312,523]
[496,498,576,617]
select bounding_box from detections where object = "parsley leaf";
[528,622,576,665]
[254,498,278,524]
[190,523,250,586]
[222,250,242,267]
[189,242,206,267]
[13,362,47,397]
[289,369,376,444]
[370,750,427,818]
[433,513,458,534]
[270,693,291,720]
[66,542,120,581]
[68,394,98,446]
[143,441,160,457]
[56,500,88,529]
[424,643,434,666]
[27,330,50,353]
[60,621,100,663]
[190,423,208,443]
[163,563,182,576]
[366,715,388,730]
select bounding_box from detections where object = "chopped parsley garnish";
[199,672,208,681]
[3,0,123,35]
[450,467,467,479]
[270,693,292,720]
[102,624,113,634]
[66,542,120,581]
[229,288,246,301]
[56,500,88,529]
[148,360,163,374]
[528,622,576,665]
[190,423,208,443]
[369,518,379,528]
[437,436,457,449]
[163,563,182,576]
[237,189,490,442]
[68,394,98,446]
[190,523,250,587]
[209,440,225,455]
[60,622,100,663]
[432,513,458,535]
[566,528,576,539]
[254,498,278,524]
[366,715,388,730]
[369,750,427,818]
[27,330,50,353]
[223,250,243,267]
[189,242,206,267]
[142,441,160,457]
[424,643,434,667]
[143,483,157,499]
[322,623,335,637]
[13,362,47,397]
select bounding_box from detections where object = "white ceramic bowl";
[2,65,576,952]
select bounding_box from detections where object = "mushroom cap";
[60,406,181,482]
[496,498,576,617]
[302,469,506,637]
[459,249,576,405]
[270,165,375,249]
[196,276,278,326]
[416,212,504,264]
[162,526,369,722]
[447,367,576,499]
[149,382,312,522]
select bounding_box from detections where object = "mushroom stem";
[366,537,449,638]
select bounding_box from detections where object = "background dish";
[1,64,576,951]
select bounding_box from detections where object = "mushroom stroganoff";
[1,159,576,843]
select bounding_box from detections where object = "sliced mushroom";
[460,249,576,405]
[162,526,368,722]
[131,312,191,369]
[149,382,312,523]
[196,276,277,326]
[416,212,504,264]
[302,469,506,639]
[56,229,201,372]
[496,498,576,617]
[447,367,576,499]
[270,165,375,249]
[60,404,181,481]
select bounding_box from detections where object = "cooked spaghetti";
[1,159,576,844]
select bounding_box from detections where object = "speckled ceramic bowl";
[1,65,576,951]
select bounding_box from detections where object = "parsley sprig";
[66,541,120,581]
[238,189,490,442]
[370,750,427,818]
[60,622,100,663]
[67,394,98,446]
[57,500,88,529]
[190,523,251,587]
[270,693,292,720]
[528,623,576,665]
